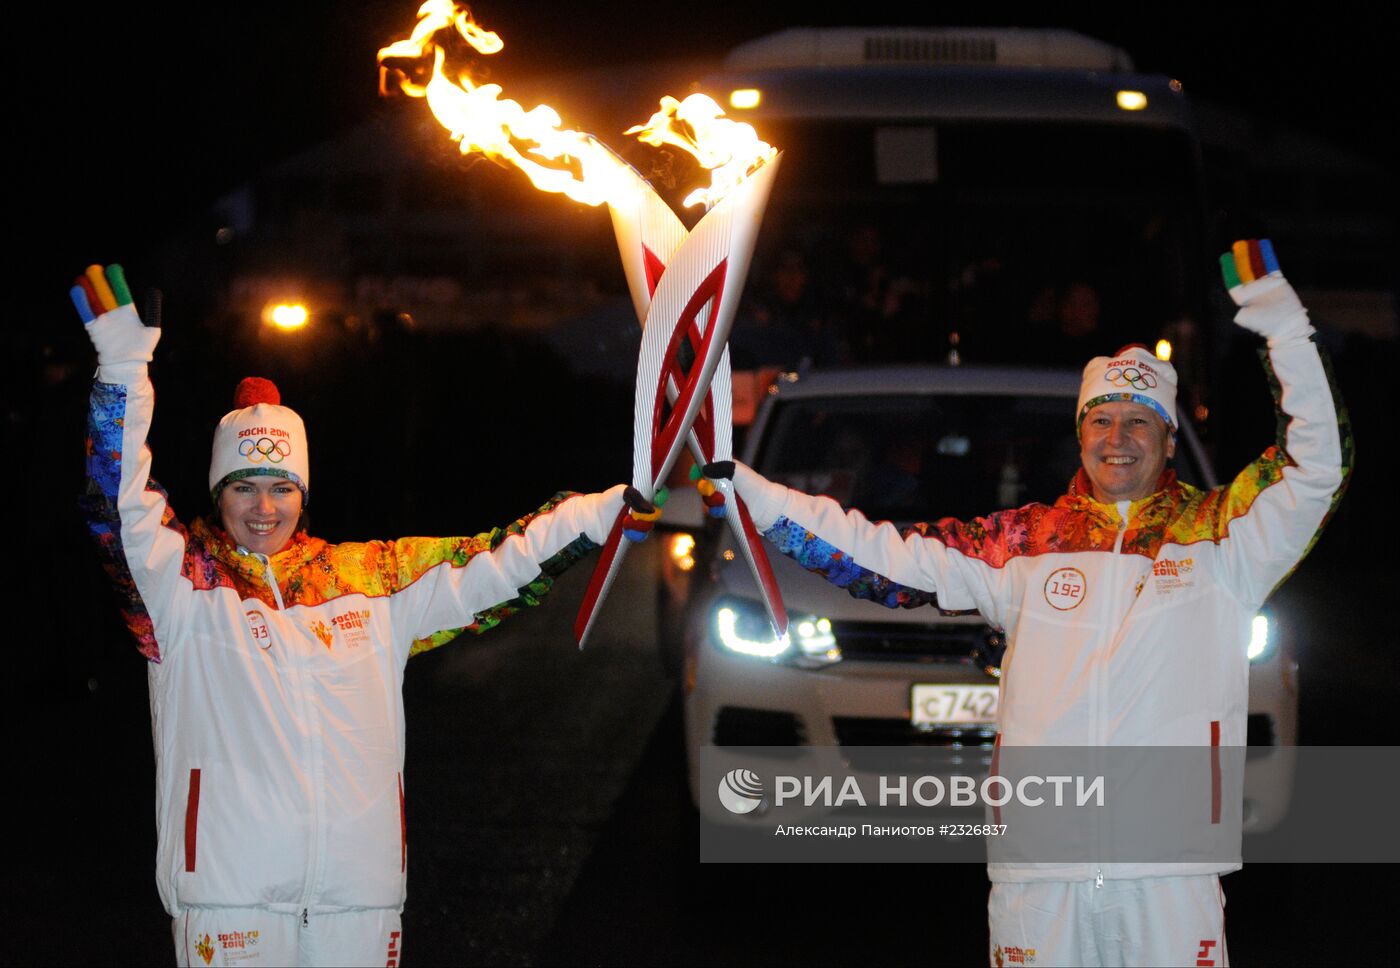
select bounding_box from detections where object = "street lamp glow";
[670,532,697,572]
[269,304,309,330]
[1155,339,1172,361]
[1116,90,1148,111]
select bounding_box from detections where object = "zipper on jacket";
[1097,505,1130,744]
[252,552,287,612]
[302,907,308,926]
[255,552,325,920]
[1088,505,1131,885]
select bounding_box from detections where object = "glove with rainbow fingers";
[1219,239,1314,347]
[621,486,665,542]
[71,264,162,366]
[692,461,732,518]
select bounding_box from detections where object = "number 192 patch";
[1043,568,1087,610]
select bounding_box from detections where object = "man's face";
[218,476,303,555]
[1079,401,1175,503]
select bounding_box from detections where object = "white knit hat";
[1077,345,1178,435]
[209,377,310,502]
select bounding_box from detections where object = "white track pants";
[173,908,403,968]
[989,875,1228,968]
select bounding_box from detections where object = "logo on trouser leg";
[1195,939,1217,966]
[386,930,401,967]
[991,941,1036,963]
[217,930,261,964]
[195,934,215,966]
[993,943,1037,965]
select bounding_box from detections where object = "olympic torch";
[379,1,788,647]
[574,157,788,647]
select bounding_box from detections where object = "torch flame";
[379,0,774,209]
[626,94,776,209]
[378,0,502,80]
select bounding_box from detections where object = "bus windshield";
[729,121,1205,372]
[756,390,1209,525]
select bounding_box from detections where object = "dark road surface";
[6,546,1395,967]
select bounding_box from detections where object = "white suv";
[669,366,1298,829]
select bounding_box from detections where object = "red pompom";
[1113,343,1152,357]
[233,377,281,409]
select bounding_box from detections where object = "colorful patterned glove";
[1220,239,1314,347]
[621,485,665,542]
[71,263,162,366]
[693,461,732,519]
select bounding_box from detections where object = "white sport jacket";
[733,331,1350,882]
[83,309,621,916]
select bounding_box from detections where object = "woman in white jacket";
[74,263,658,967]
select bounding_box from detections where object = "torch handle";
[574,514,631,648]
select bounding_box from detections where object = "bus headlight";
[1116,90,1148,111]
[729,88,762,110]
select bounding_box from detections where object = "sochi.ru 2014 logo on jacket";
[1150,557,1196,594]
[308,609,373,650]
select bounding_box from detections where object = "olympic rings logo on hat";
[238,437,293,463]
[1105,366,1158,391]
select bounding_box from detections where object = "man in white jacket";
[707,240,1351,967]
[73,263,659,967]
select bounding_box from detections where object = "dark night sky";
[17,2,1395,296]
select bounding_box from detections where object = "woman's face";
[218,476,303,556]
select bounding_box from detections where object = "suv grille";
[834,716,997,748]
[830,619,1002,667]
[1247,713,1275,760]
[1247,713,1274,746]
[712,706,806,748]
[836,718,996,773]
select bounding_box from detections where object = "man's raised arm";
[1214,239,1353,605]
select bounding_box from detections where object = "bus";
[695,27,1210,415]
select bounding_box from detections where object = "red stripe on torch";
[651,261,728,480]
[643,246,666,298]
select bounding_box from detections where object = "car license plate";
[910,684,999,726]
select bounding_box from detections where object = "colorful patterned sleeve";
[734,460,997,616]
[763,516,939,610]
[79,371,193,663]
[382,489,618,659]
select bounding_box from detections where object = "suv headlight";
[711,596,841,665]
[1247,612,1275,663]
